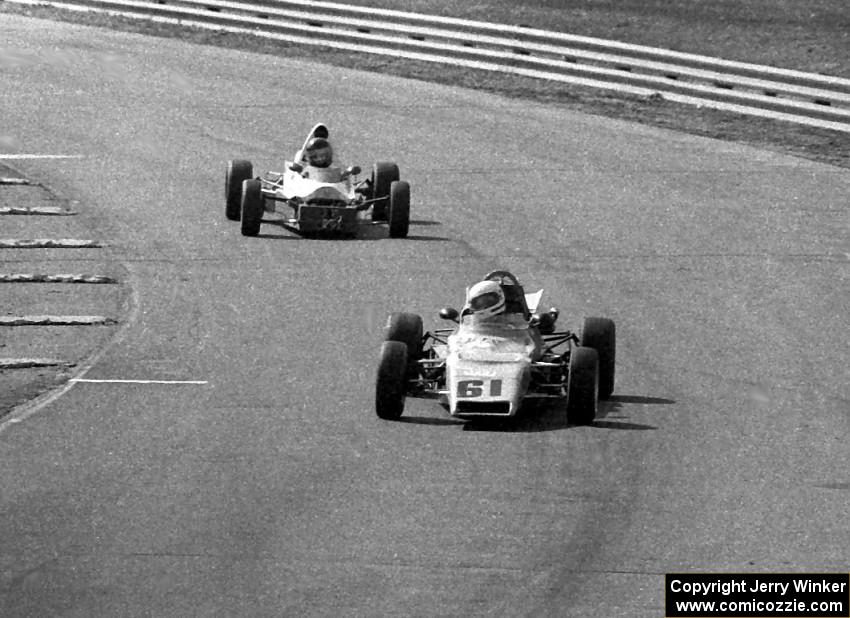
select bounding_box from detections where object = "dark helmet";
[305,137,333,167]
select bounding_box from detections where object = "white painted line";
[0,315,117,325]
[0,206,76,215]
[0,239,102,248]
[0,178,30,185]
[70,378,209,384]
[0,154,84,159]
[0,273,118,283]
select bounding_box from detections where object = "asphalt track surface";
[1,15,848,617]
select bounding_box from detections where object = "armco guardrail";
[11,0,850,132]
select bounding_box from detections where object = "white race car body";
[376,270,616,424]
[436,292,544,417]
[273,163,358,204]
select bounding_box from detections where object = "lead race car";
[375,271,616,425]
[224,123,411,238]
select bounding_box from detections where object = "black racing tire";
[387,180,410,239]
[240,179,263,237]
[376,341,408,420]
[370,161,399,221]
[384,312,423,375]
[581,317,616,399]
[566,346,599,425]
[225,159,252,221]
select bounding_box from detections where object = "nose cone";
[447,359,530,417]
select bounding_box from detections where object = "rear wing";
[525,289,543,314]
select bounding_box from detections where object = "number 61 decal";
[457,379,503,397]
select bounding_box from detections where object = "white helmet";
[464,280,506,319]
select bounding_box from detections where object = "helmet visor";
[469,291,502,312]
[308,147,332,166]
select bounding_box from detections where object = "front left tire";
[387,180,410,239]
[580,317,616,399]
[370,162,399,221]
[566,346,599,425]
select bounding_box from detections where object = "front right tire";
[376,341,408,420]
[240,179,263,237]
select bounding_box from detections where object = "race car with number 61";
[375,271,616,425]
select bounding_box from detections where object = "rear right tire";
[384,312,422,376]
[225,159,252,221]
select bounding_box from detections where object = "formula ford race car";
[375,271,616,425]
[224,123,411,238]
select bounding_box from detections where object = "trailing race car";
[375,270,616,425]
[224,123,410,238]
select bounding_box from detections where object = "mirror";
[532,311,555,334]
[439,307,459,322]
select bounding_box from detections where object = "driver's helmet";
[464,280,506,319]
[305,137,333,168]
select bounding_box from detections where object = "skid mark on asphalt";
[0,315,117,325]
[0,238,102,248]
[0,206,75,215]
[0,154,83,159]
[0,273,118,283]
[70,378,208,384]
[0,358,72,368]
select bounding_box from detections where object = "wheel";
[240,179,263,236]
[581,317,616,399]
[384,312,422,375]
[387,180,410,239]
[566,346,598,425]
[376,341,408,420]
[370,162,399,221]
[225,159,252,221]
